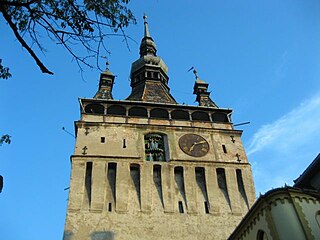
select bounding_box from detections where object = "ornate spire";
[192,68,218,108]
[126,16,176,104]
[139,14,157,57]
[94,62,115,99]
[143,14,150,37]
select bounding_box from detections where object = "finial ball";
[143,14,148,23]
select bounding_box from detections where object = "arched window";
[107,105,126,116]
[212,112,229,123]
[316,210,320,228]
[150,108,169,119]
[144,133,166,161]
[128,107,148,117]
[256,230,269,240]
[171,110,189,120]
[192,111,210,121]
[84,103,104,114]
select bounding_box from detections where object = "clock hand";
[189,140,206,152]
[189,142,196,152]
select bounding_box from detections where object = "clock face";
[179,134,209,157]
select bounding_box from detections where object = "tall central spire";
[127,15,176,104]
[143,14,150,37]
[139,14,157,57]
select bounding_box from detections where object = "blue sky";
[1,0,320,239]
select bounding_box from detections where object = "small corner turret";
[192,68,218,108]
[94,62,115,99]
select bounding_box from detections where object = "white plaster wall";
[271,200,305,240]
[297,198,320,239]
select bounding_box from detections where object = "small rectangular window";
[178,201,184,213]
[123,139,127,148]
[222,144,227,153]
[204,201,210,214]
[101,137,105,143]
[108,202,112,212]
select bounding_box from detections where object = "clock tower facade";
[63,17,256,240]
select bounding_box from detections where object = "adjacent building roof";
[294,153,320,191]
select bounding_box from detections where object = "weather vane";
[187,66,199,79]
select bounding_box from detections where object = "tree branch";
[0,0,38,7]
[0,4,54,74]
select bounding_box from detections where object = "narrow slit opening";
[174,167,187,210]
[236,169,249,209]
[153,165,164,208]
[195,167,209,213]
[108,202,112,212]
[85,162,93,207]
[178,201,184,213]
[123,139,127,148]
[222,144,227,153]
[130,164,141,207]
[107,163,117,203]
[216,168,231,208]
[204,201,210,214]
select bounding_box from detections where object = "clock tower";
[63,16,256,240]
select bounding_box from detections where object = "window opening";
[145,133,166,161]
[107,163,117,203]
[128,107,148,117]
[84,103,104,114]
[316,211,320,228]
[212,112,229,123]
[130,164,141,207]
[236,169,249,208]
[195,167,209,212]
[85,162,93,207]
[174,167,187,211]
[171,110,189,120]
[222,144,227,153]
[178,201,184,213]
[108,203,112,212]
[150,108,169,119]
[257,230,269,240]
[153,165,164,208]
[107,105,126,116]
[123,139,127,148]
[204,201,210,214]
[101,137,105,143]
[216,168,231,207]
[192,111,210,121]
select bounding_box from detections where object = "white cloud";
[247,94,320,156]
[247,93,320,194]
